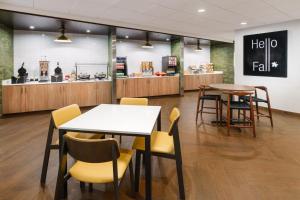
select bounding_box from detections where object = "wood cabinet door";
[149,78,159,96]
[136,78,149,97]
[96,82,112,104]
[159,76,179,95]
[65,82,97,107]
[116,79,125,99]
[24,85,49,112]
[124,78,137,97]
[47,84,66,109]
[2,85,26,114]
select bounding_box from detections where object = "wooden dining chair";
[132,107,185,199]
[220,91,256,137]
[196,84,221,123]
[119,97,149,143]
[55,135,134,200]
[241,86,273,127]
[40,104,104,185]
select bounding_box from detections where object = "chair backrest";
[52,104,81,128]
[64,134,120,163]
[168,107,181,135]
[120,97,148,106]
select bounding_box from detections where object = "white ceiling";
[0,0,300,42]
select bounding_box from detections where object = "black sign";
[243,30,287,77]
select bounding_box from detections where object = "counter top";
[2,78,112,86]
[117,74,179,79]
[184,71,223,75]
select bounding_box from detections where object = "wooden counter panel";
[116,76,179,99]
[184,74,224,91]
[2,81,112,114]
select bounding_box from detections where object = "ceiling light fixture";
[195,39,203,52]
[54,22,72,43]
[240,22,247,25]
[86,29,91,33]
[29,26,35,30]
[197,9,206,13]
[142,32,153,49]
[125,35,129,39]
[166,38,170,41]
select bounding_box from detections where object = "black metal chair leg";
[129,159,135,197]
[88,183,93,192]
[80,182,85,191]
[135,151,141,193]
[40,119,55,185]
[200,99,205,120]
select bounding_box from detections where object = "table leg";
[157,111,161,131]
[145,135,152,200]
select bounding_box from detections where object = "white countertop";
[59,104,161,136]
[2,78,112,86]
[184,71,223,75]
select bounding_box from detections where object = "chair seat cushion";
[132,131,174,154]
[241,96,268,103]
[200,95,221,100]
[69,149,133,183]
[223,101,250,109]
[55,132,104,144]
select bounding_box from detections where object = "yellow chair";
[40,104,104,185]
[132,107,185,199]
[55,135,134,200]
[119,97,148,143]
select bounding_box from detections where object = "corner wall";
[0,24,13,114]
[210,41,234,83]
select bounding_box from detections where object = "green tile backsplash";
[0,24,13,114]
[210,41,234,83]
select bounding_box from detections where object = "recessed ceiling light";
[166,38,170,41]
[125,35,129,39]
[29,26,35,30]
[86,29,91,33]
[240,22,247,25]
[197,9,206,13]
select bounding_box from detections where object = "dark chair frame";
[196,85,221,123]
[253,86,273,127]
[220,91,256,137]
[55,136,134,200]
[134,117,185,200]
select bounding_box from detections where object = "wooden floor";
[1,91,300,200]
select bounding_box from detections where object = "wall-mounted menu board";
[243,30,287,77]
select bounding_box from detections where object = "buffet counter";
[116,75,179,99]
[184,71,223,91]
[1,79,112,114]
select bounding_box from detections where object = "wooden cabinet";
[96,81,112,104]
[184,73,224,90]
[2,81,112,114]
[2,85,26,114]
[116,76,179,99]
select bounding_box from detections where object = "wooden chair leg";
[255,101,259,120]
[250,102,256,138]
[119,135,122,144]
[226,97,231,136]
[129,160,135,197]
[134,151,141,193]
[40,119,55,185]
[267,101,274,127]
[80,182,85,191]
[200,99,205,120]
[196,94,201,123]
[176,155,185,200]
[216,98,219,125]
[220,100,223,125]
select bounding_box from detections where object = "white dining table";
[54,104,162,200]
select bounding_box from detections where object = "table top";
[59,104,161,136]
[209,83,255,91]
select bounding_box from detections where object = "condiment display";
[162,56,177,76]
[94,72,106,80]
[187,63,214,74]
[39,58,49,82]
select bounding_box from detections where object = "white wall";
[184,45,210,69]
[14,30,108,77]
[235,20,300,113]
[116,40,171,74]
